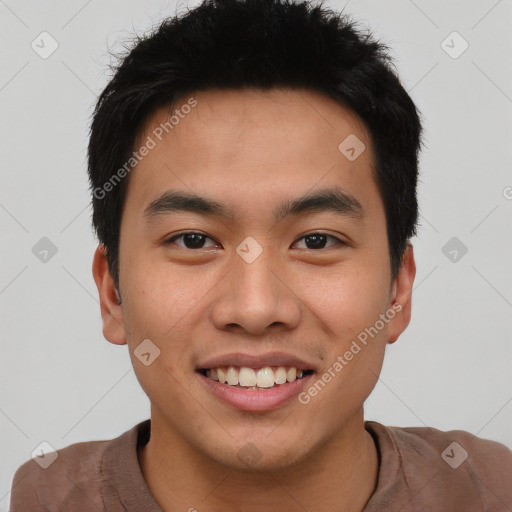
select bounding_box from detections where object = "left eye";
[293,233,343,250]
[165,232,219,249]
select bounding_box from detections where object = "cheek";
[298,263,391,340]
[121,257,212,339]
[121,265,199,399]
[298,263,390,396]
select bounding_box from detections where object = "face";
[93,87,415,471]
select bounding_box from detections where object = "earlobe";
[387,244,416,344]
[92,245,127,345]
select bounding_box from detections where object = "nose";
[209,249,302,336]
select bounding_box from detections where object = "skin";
[93,87,416,512]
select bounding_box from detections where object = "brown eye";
[293,233,344,250]
[165,232,219,249]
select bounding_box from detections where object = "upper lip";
[196,352,318,371]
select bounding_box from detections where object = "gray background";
[1,0,511,509]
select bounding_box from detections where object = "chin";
[201,433,315,474]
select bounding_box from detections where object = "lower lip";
[196,371,314,412]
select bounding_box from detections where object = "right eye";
[163,232,221,250]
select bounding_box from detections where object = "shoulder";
[10,437,110,512]
[366,421,512,511]
[9,421,146,512]
[392,423,512,478]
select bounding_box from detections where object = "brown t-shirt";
[9,419,512,511]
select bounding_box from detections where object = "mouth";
[197,366,315,389]
[195,365,316,411]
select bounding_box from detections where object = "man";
[10,0,512,510]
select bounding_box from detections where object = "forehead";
[125,87,380,220]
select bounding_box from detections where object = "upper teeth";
[206,366,305,388]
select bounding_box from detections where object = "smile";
[199,366,314,389]
[196,366,316,411]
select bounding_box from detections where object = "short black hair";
[88,0,422,291]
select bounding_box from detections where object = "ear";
[92,244,127,345]
[387,243,416,344]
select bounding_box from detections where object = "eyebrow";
[143,187,365,224]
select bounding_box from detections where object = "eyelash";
[163,231,346,250]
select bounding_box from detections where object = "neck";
[138,408,379,512]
